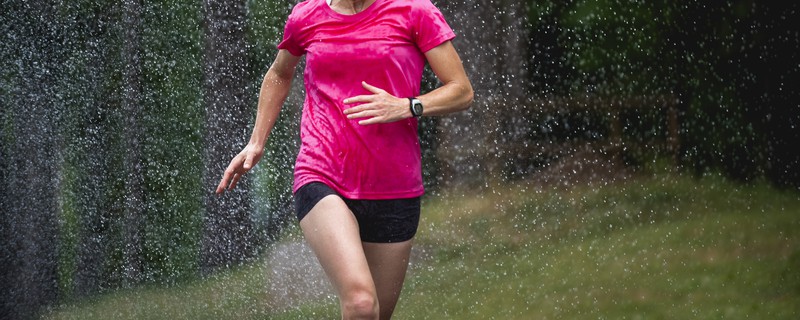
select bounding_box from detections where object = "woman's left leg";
[362,240,413,320]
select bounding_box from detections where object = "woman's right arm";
[216,49,302,194]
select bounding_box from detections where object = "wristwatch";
[409,97,423,117]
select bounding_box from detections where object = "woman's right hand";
[215,50,300,195]
[215,143,264,194]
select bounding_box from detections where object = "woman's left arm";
[416,40,474,116]
[343,41,473,124]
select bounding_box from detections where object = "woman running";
[216,0,472,318]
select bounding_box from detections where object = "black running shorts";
[294,182,421,243]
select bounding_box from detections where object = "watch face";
[411,99,423,117]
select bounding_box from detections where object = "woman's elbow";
[460,84,474,111]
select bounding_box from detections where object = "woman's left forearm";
[418,41,474,116]
[417,78,473,116]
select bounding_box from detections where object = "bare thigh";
[299,195,377,305]
[363,241,413,320]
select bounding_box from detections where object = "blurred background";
[1,0,798,319]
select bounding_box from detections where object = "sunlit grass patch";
[41,233,343,320]
[42,260,274,320]
[402,173,800,319]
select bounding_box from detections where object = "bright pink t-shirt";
[279,0,455,199]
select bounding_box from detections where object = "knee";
[342,288,379,320]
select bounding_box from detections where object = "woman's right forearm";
[248,70,292,147]
[248,50,301,148]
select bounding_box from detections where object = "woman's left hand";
[343,81,411,125]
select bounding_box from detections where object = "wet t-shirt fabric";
[278,0,455,199]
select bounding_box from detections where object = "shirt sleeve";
[277,10,305,56]
[412,0,456,52]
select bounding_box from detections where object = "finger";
[346,106,379,119]
[346,110,388,125]
[358,117,381,125]
[243,153,254,170]
[228,173,242,191]
[215,181,226,194]
[343,94,373,105]
[361,81,385,94]
[343,102,375,115]
[348,111,373,120]
[217,169,234,194]
[218,153,245,192]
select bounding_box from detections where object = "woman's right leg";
[300,195,379,320]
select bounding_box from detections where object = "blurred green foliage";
[526,0,797,184]
[0,0,293,302]
[138,0,204,284]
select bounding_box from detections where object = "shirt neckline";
[322,0,382,20]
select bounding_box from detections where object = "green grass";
[398,173,800,319]
[42,172,800,319]
[43,261,274,320]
